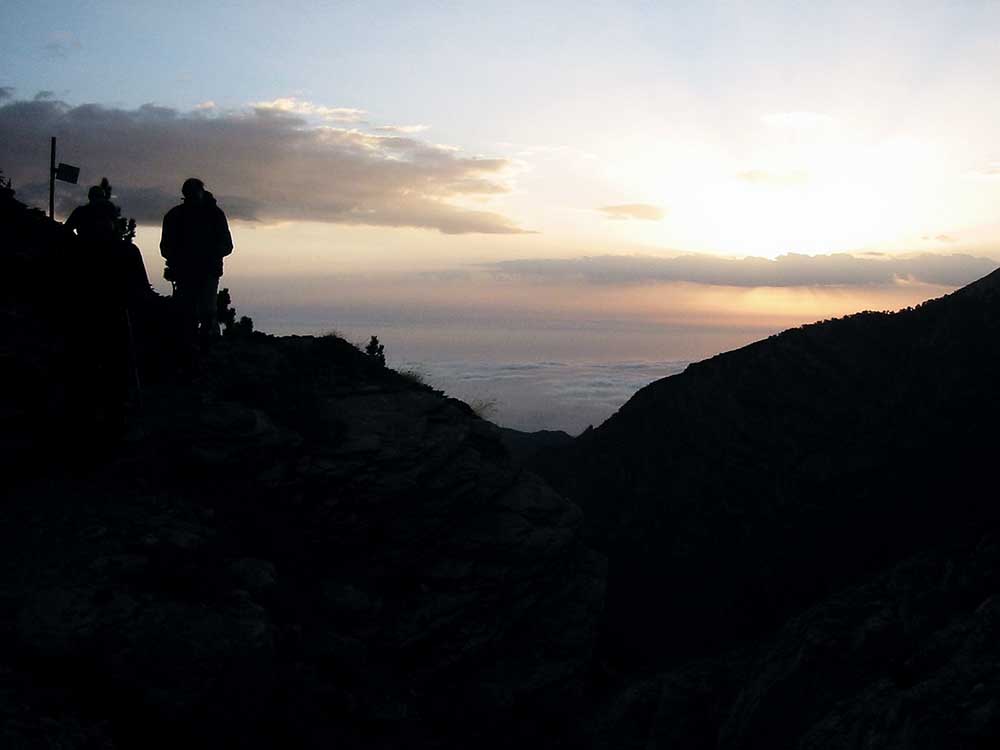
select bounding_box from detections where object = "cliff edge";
[0,195,605,749]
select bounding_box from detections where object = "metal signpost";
[48,137,80,219]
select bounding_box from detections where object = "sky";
[3,1,1000,430]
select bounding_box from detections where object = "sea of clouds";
[250,307,694,434]
[398,358,688,434]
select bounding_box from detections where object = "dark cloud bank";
[489,252,998,288]
[0,94,524,234]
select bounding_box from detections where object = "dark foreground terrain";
[3,192,1000,748]
[534,259,1000,748]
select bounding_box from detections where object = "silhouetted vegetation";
[217,286,254,338]
[468,396,498,420]
[397,367,426,385]
[0,168,13,200]
[364,334,385,365]
[94,177,138,242]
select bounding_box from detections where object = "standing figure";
[160,178,234,341]
[65,184,118,246]
[65,180,146,434]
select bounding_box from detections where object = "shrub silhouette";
[233,315,254,336]
[217,287,254,338]
[95,177,137,242]
[0,169,13,200]
[397,368,426,386]
[365,335,386,366]
[469,397,498,420]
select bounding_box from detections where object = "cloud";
[403,358,688,434]
[0,87,13,102]
[0,95,526,234]
[488,252,997,288]
[922,234,956,243]
[374,124,430,134]
[44,31,81,58]
[597,203,666,221]
[737,169,810,187]
[253,97,366,123]
[761,111,835,129]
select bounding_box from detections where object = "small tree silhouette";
[217,287,237,330]
[365,335,386,366]
[233,315,254,336]
[0,169,14,200]
[217,287,254,338]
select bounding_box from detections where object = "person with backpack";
[65,184,118,246]
[65,179,151,433]
[159,178,234,342]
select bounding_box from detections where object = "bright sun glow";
[594,119,992,259]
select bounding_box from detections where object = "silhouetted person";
[66,180,154,308]
[65,181,151,436]
[65,185,118,246]
[160,178,233,342]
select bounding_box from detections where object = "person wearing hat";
[159,178,233,342]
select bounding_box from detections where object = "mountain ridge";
[0,194,605,749]
[533,260,1000,665]
[5,188,1000,748]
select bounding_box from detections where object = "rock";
[1,240,605,750]
[229,558,277,593]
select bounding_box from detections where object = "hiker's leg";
[197,277,220,340]
[172,281,199,343]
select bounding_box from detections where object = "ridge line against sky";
[6,0,1000,433]
[4,0,1000,333]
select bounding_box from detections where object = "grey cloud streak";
[0,96,526,234]
[489,252,998,288]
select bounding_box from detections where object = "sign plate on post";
[54,163,79,184]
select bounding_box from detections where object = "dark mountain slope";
[499,426,574,464]
[582,532,1000,750]
[535,269,1000,668]
[0,194,604,748]
[8,186,1000,748]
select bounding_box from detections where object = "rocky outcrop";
[498,426,574,464]
[717,534,1000,749]
[1,334,604,748]
[8,190,1000,749]
[535,269,1000,669]
[530,268,1000,748]
[575,535,1000,750]
[1,197,605,748]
